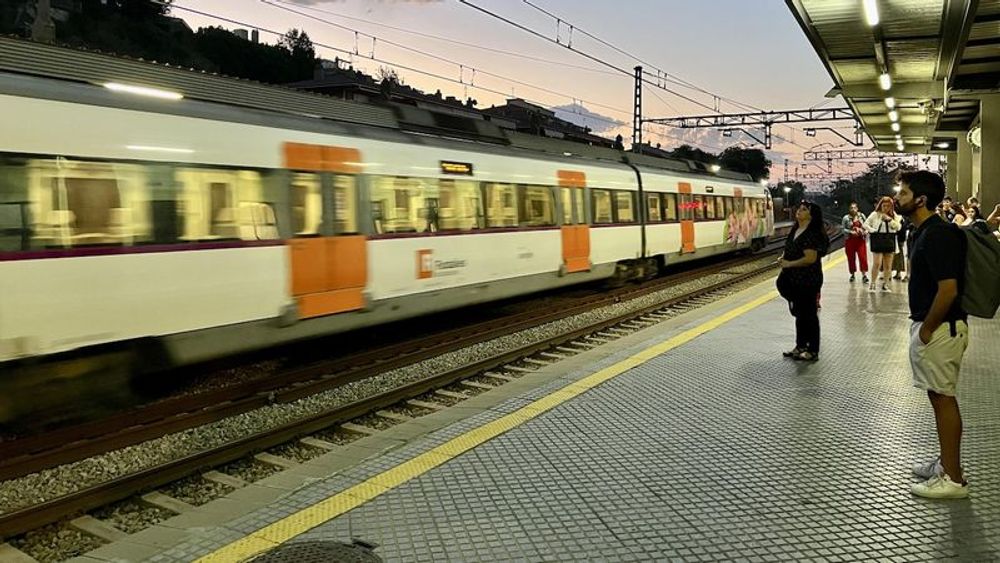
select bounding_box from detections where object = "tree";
[667,144,717,165]
[376,66,403,85]
[773,180,807,209]
[718,146,771,182]
[279,28,315,58]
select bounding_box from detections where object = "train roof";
[0,35,754,184]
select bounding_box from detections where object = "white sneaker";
[912,457,942,479]
[881,284,892,293]
[911,474,969,499]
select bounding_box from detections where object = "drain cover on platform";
[247,539,381,563]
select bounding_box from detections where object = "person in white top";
[865,196,902,292]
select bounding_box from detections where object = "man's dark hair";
[899,170,946,210]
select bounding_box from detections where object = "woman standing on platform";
[776,202,830,362]
[865,196,902,292]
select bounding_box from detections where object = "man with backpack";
[895,171,970,499]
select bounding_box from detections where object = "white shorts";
[909,320,969,396]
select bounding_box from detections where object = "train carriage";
[0,45,773,371]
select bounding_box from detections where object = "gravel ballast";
[0,258,778,515]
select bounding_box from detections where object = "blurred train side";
[0,74,773,371]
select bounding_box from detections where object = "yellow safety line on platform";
[197,255,846,562]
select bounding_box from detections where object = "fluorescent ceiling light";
[935,142,950,149]
[888,110,899,122]
[104,82,183,100]
[891,122,900,132]
[879,73,892,91]
[126,145,194,154]
[884,97,896,109]
[863,0,880,26]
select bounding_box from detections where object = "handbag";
[870,220,896,253]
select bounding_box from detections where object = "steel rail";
[0,247,801,539]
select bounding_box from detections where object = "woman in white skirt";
[865,196,902,292]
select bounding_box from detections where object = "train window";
[370,176,424,233]
[663,193,678,222]
[715,196,725,219]
[573,189,585,224]
[438,179,481,231]
[291,173,321,236]
[678,194,693,222]
[27,159,153,248]
[484,183,518,228]
[176,168,266,241]
[703,195,716,220]
[591,189,613,224]
[646,193,662,222]
[560,187,573,224]
[693,195,705,221]
[0,202,29,251]
[518,185,555,227]
[333,175,358,234]
[615,191,636,223]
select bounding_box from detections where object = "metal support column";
[632,66,642,151]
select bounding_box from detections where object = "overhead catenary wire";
[520,0,762,115]
[514,0,829,152]
[165,1,782,155]
[260,0,629,116]
[168,2,635,130]
[268,0,620,76]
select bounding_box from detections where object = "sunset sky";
[172,0,934,186]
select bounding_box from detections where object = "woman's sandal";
[783,347,804,358]
[793,350,819,362]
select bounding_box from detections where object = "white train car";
[0,43,772,372]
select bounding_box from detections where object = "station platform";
[80,254,1000,562]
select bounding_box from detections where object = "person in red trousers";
[841,202,869,283]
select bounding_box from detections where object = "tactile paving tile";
[155,276,1000,562]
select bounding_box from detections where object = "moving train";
[0,39,774,374]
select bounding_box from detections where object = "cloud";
[550,103,625,135]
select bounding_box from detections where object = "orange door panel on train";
[289,236,367,318]
[285,142,367,319]
[678,182,696,253]
[558,170,590,273]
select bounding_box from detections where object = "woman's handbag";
[870,220,896,253]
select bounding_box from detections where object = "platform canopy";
[786,0,1000,154]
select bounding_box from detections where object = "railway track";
[0,246,783,483]
[2,228,840,557]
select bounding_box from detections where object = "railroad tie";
[202,470,249,489]
[254,452,299,470]
[407,399,446,411]
[299,436,339,450]
[459,380,494,391]
[434,389,469,400]
[480,372,516,382]
[376,410,414,422]
[0,543,37,563]
[340,422,378,436]
[141,491,195,514]
[69,515,129,543]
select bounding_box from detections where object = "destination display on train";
[440,160,474,175]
